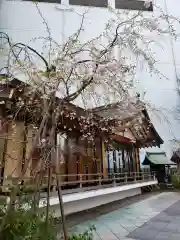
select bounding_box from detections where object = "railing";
[56,171,156,189]
[0,171,156,193]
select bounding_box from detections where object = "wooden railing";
[52,172,155,187]
[0,171,156,193]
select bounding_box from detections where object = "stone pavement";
[68,192,180,240]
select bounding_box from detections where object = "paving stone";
[154,217,173,223]
[156,232,180,240]
[175,216,180,221]
[118,218,135,224]
[134,221,145,227]
[122,226,137,233]
[174,218,180,224]
[170,233,180,240]
[154,232,170,240]
[96,229,118,240]
[119,238,136,240]
[113,229,129,238]
[95,223,108,231]
[105,223,129,237]
[69,192,180,240]
[144,221,167,230]
[118,221,137,233]
[137,216,151,221]
[92,232,102,240]
[163,223,179,232]
[97,232,119,240]
[69,225,89,234]
[128,227,159,240]
[106,222,124,231]
[123,215,137,221]
[175,224,180,233]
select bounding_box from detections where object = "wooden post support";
[113,173,116,186]
[142,172,145,181]
[125,173,127,183]
[149,172,151,180]
[79,174,82,188]
[153,173,156,181]
[98,174,102,186]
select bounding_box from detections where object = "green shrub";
[0,195,95,240]
[172,173,180,189]
[8,184,45,195]
[68,226,95,240]
[0,199,58,240]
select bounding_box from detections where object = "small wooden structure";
[142,152,175,183]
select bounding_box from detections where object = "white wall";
[1,0,180,157]
[54,187,141,216]
[135,0,180,157]
[39,181,159,216]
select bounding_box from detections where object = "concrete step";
[159,183,174,189]
[166,184,174,189]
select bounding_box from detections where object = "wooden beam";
[141,125,148,139]
[101,140,107,177]
[130,126,142,141]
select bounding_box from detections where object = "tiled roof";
[143,152,175,165]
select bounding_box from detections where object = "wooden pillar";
[92,140,97,176]
[121,150,124,172]
[135,147,140,172]
[0,107,8,184]
[87,141,93,181]
[3,121,25,185]
[113,150,117,173]
[24,125,33,178]
[56,133,66,183]
[101,140,107,177]
[67,137,77,182]
[0,131,8,184]
[75,135,80,181]
[78,138,85,181]
[131,148,134,172]
[64,134,69,182]
[131,147,136,172]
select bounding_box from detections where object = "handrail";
[0,171,156,191]
[1,171,152,179]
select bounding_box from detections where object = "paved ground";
[68,192,180,240]
[128,199,180,240]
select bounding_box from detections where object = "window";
[69,0,108,8]
[23,0,61,3]
[115,0,153,11]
